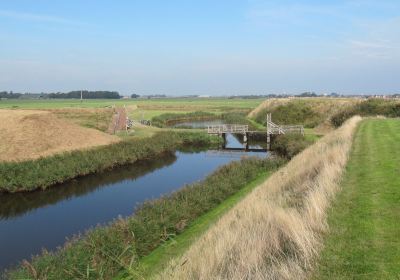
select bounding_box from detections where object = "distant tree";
[131,93,140,98]
[48,91,121,99]
[0,91,22,99]
[298,92,318,97]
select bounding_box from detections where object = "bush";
[8,157,285,280]
[271,134,313,159]
[254,101,322,128]
[330,99,400,127]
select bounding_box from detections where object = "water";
[0,135,267,271]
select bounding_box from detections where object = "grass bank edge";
[0,131,220,193]
[121,171,273,279]
[7,157,285,280]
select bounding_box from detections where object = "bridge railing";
[267,121,304,135]
[207,124,249,134]
[281,125,304,135]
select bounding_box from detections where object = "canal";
[0,134,268,271]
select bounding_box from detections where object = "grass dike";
[155,116,362,280]
[313,119,400,279]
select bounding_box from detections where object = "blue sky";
[0,0,399,95]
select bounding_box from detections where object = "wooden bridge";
[206,113,304,149]
[206,114,303,136]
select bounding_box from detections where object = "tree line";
[0,91,121,99]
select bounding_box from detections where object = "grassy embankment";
[7,157,285,280]
[314,119,400,279]
[0,131,219,193]
[155,116,362,280]
[250,98,360,130]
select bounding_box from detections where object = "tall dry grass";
[155,116,362,280]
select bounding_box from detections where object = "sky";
[0,0,399,95]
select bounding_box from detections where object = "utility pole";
[80,90,83,103]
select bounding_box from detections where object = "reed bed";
[155,116,362,280]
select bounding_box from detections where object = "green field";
[0,98,265,123]
[314,119,400,279]
[0,98,263,109]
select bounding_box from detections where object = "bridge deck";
[207,124,249,134]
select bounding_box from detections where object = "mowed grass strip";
[314,119,400,279]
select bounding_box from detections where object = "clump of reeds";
[155,116,362,280]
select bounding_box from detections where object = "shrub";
[330,99,400,127]
[254,101,322,128]
[271,134,313,159]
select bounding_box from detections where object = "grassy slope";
[126,172,272,279]
[314,119,400,279]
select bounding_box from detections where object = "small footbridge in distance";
[206,113,304,150]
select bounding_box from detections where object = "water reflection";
[0,152,177,220]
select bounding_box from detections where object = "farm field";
[314,119,400,279]
[0,97,265,119]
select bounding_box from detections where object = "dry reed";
[154,116,362,280]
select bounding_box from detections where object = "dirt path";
[107,107,127,134]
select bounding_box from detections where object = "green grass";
[123,171,273,279]
[314,119,400,279]
[0,98,264,110]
